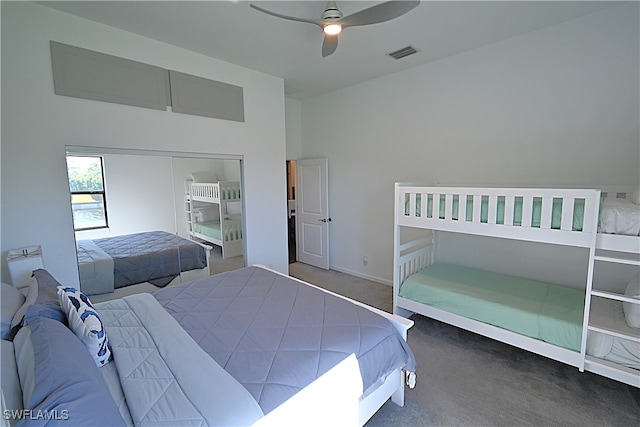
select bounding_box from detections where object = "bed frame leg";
[391,371,406,407]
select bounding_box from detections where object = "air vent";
[284,85,302,95]
[387,45,419,60]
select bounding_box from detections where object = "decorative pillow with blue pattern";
[57,286,113,367]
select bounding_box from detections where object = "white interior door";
[296,158,330,269]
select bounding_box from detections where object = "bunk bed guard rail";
[395,185,601,248]
[190,182,241,201]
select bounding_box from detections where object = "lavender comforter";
[154,266,417,414]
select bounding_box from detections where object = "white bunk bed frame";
[586,186,640,385]
[186,181,243,259]
[393,184,640,388]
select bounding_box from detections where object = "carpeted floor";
[288,262,640,427]
[208,245,244,274]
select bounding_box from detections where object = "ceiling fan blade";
[249,4,323,28]
[322,35,338,58]
[339,0,420,28]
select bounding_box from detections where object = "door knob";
[318,218,332,223]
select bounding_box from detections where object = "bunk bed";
[76,230,212,296]
[585,186,640,383]
[2,266,417,426]
[393,184,639,387]
[185,179,243,259]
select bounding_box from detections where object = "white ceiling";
[39,1,620,100]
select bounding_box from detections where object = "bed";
[1,266,417,426]
[393,184,639,388]
[186,179,243,259]
[76,230,212,296]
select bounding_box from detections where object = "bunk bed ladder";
[578,190,602,373]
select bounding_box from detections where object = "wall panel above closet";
[169,71,244,122]
[50,41,244,121]
[51,41,169,110]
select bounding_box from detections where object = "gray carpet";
[288,263,640,427]
[207,244,244,274]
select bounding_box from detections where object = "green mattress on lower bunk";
[194,220,222,241]
[399,263,585,351]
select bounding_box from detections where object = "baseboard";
[328,265,392,287]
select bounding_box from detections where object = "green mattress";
[194,220,222,241]
[399,263,585,351]
[405,195,586,231]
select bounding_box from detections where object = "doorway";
[286,160,297,264]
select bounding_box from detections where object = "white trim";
[329,264,392,287]
[66,144,244,160]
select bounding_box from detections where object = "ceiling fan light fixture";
[250,1,420,57]
[323,23,342,35]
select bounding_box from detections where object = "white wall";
[285,98,302,160]
[222,160,242,182]
[1,2,289,285]
[298,4,640,284]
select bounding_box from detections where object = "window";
[66,155,109,230]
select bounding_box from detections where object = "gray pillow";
[1,339,23,412]
[13,316,126,426]
[31,269,64,306]
[10,270,67,331]
[1,283,25,340]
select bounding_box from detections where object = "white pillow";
[191,171,218,183]
[622,272,640,329]
[193,206,220,222]
[57,286,112,367]
[1,283,25,340]
[598,197,640,236]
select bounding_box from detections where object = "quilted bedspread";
[76,238,115,295]
[89,230,207,288]
[154,266,417,414]
[97,293,264,426]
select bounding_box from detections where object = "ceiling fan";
[249,1,420,57]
